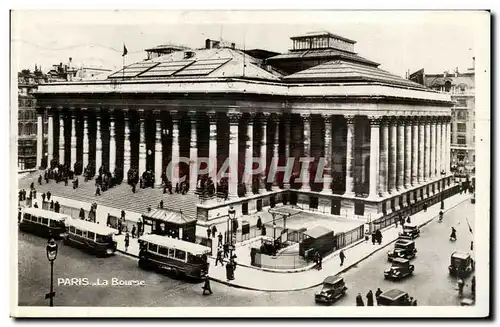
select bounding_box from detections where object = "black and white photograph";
[9,9,490,318]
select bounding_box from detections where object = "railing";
[251,250,310,270]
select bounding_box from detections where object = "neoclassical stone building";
[34,31,453,221]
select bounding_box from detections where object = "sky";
[11,10,487,78]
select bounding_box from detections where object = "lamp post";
[45,238,58,307]
[227,206,236,258]
[440,170,446,210]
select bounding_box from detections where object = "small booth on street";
[299,226,335,260]
[141,208,197,243]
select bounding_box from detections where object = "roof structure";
[22,207,71,221]
[304,225,333,239]
[284,60,426,88]
[323,276,343,285]
[66,218,116,235]
[290,30,357,44]
[139,234,211,255]
[451,251,471,260]
[267,49,378,66]
[380,289,406,300]
[142,208,197,225]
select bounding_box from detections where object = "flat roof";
[290,31,356,44]
[391,257,410,264]
[22,207,71,221]
[66,218,116,235]
[143,208,197,225]
[139,234,211,255]
[380,289,406,300]
[323,276,343,285]
[304,225,333,239]
[452,251,471,260]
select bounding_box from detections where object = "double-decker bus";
[64,218,117,257]
[138,234,210,280]
[18,207,69,239]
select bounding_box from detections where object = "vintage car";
[378,289,417,306]
[398,223,420,240]
[314,276,347,304]
[448,251,474,278]
[384,257,414,280]
[387,239,417,261]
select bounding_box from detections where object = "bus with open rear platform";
[19,207,69,239]
[63,218,117,256]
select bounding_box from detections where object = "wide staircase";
[18,170,198,218]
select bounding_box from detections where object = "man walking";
[206,227,211,239]
[125,233,130,252]
[339,250,346,266]
[202,276,213,295]
[457,278,465,298]
[375,288,383,305]
[366,290,374,306]
[211,225,217,238]
[356,293,364,306]
[215,247,224,267]
[217,232,223,247]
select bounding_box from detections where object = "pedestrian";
[457,278,465,298]
[217,232,223,247]
[471,258,475,270]
[121,210,126,220]
[50,200,54,209]
[131,225,136,238]
[147,205,151,212]
[95,187,101,196]
[406,215,411,224]
[225,261,234,281]
[261,225,267,236]
[118,219,122,235]
[79,208,85,220]
[47,191,51,201]
[159,200,164,209]
[376,230,383,245]
[315,251,322,270]
[256,217,262,230]
[470,241,474,251]
[375,288,383,305]
[54,201,60,213]
[125,233,130,252]
[206,227,211,239]
[41,193,46,202]
[132,183,136,193]
[371,232,376,245]
[423,202,427,212]
[30,181,34,190]
[202,276,213,295]
[223,243,229,258]
[366,290,374,306]
[339,250,346,266]
[33,202,38,208]
[38,175,42,185]
[356,293,364,306]
[215,247,224,266]
[450,227,457,241]
[211,225,217,238]
[394,219,398,228]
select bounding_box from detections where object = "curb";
[208,194,471,292]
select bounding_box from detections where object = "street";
[18,197,475,307]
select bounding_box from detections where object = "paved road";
[18,198,475,307]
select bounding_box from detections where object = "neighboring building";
[34,31,453,223]
[411,62,475,176]
[17,66,48,170]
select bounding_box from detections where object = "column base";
[283,183,291,189]
[271,185,280,191]
[320,189,332,195]
[379,192,390,198]
[301,187,311,192]
[343,191,355,197]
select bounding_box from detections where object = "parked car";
[387,239,417,262]
[314,276,347,304]
[448,251,474,278]
[378,289,417,306]
[384,257,414,280]
[399,223,420,240]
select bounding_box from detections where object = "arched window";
[444,81,452,92]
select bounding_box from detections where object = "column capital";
[207,111,217,123]
[271,113,281,123]
[137,108,146,120]
[170,110,180,122]
[227,112,242,125]
[246,112,256,123]
[258,112,270,124]
[321,113,333,123]
[368,116,383,126]
[188,111,198,121]
[344,114,355,124]
[152,109,161,117]
[300,112,311,122]
[122,109,130,120]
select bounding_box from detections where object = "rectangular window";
[168,248,175,258]
[49,220,58,227]
[23,213,31,221]
[87,231,95,240]
[75,229,83,236]
[148,243,158,253]
[32,215,38,222]
[69,226,75,233]
[457,123,466,133]
[41,218,49,225]
[175,249,186,260]
[457,135,466,145]
[158,246,169,256]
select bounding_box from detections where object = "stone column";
[301,113,312,191]
[138,111,147,174]
[396,118,405,191]
[123,111,131,176]
[344,115,355,196]
[368,117,381,198]
[283,115,291,189]
[154,112,163,188]
[188,111,198,192]
[70,113,77,170]
[36,111,43,169]
[58,112,65,165]
[424,118,431,181]
[379,117,389,196]
[95,114,102,174]
[259,113,269,192]
[244,113,255,193]
[109,112,116,173]
[47,110,54,164]
[228,112,241,198]
[171,112,180,187]
[322,114,333,193]
[418,118,425,184]
[207,112,217,184]
[388,119,397,193]
[271,114,280,190]
[436,118,443,175]
[430,118,436,180]
[446,117,451,174]
[82,111,89,169]
[404,118,412,188]
[411,118,418,186]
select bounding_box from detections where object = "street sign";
[45,291,55,299]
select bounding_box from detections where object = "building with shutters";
[33,31,454,222]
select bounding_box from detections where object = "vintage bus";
[138,234,211,280]
[63,218,117,257]
[18,207,69,239]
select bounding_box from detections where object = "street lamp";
[440,170,446,210]
[45,238,58,307]
[227,206,236,258]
